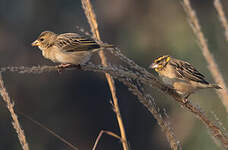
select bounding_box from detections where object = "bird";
[32,31,110,69]
[149,55,221,100]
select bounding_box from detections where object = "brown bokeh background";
[0,0,228,149]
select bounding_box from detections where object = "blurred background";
[0,0,228,149]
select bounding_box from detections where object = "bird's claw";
[182,98,189,104]
[57,64,71,73]
[57,64,81,73]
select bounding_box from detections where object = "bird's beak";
[31,40,39,47]
[149,63,159,69]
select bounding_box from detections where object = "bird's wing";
[55,33,100,52]
[169,59,209,84]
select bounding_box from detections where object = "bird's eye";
[40,38,44,42]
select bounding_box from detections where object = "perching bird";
[149,55,221,99]
[32,31,110,68]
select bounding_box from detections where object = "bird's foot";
[182,98,189,104]
[57,64,71,73]
[57,64,81,73]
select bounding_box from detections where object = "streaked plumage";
[32,31,104,65]
[149,55,221,98]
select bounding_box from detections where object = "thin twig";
[0,73,30,150]
[81,0,129,150]
[18,112,79,150]
[182,0,228,114]
[92,130,121,150]
[214,0,228,42]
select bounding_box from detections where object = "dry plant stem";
[214,0,228,42]
[19,112,79,150]
[183,0,228,113]
[119,79,182,150]
[92,130,121,150]
[81,0,129,150]
[2,65,228,147]
[0,74,30,150]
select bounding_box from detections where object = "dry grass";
[0,73,30,150]
[92,130,121,150]
[1,1,228,149]
[80,1,180,149]
[214,0,228,42]
[182,0,228,114]
[81,0,129,150]
[1,64,182,150]
[2,63,228,148]
[119,78,182,150]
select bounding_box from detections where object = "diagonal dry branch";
[118,78,182,150]
[214,0,228,42]
[0,73,30,150]
[1,63,228,147]
[81,0,129,150]
[182,0,228,113]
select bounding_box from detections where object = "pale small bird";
[32,31,110,69]
[149,55,221,100]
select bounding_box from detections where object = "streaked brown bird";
[32,31,110,68]
[149,55,221,99]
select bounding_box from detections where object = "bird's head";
[32,31,57,50]
[149,55,171,72]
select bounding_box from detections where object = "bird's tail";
[208,84,222,89]
[100,43,114,48]
[92,43,114,53]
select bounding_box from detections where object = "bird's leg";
[57,64,81,73]
[57,64,72,73]
[182,94,190,104]
[182,98,189,104]
[58,63,72,68]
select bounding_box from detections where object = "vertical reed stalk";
[183,0,228,113]
[214,0,228,42]
[0,74,29,150]
[81,0,129,149]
